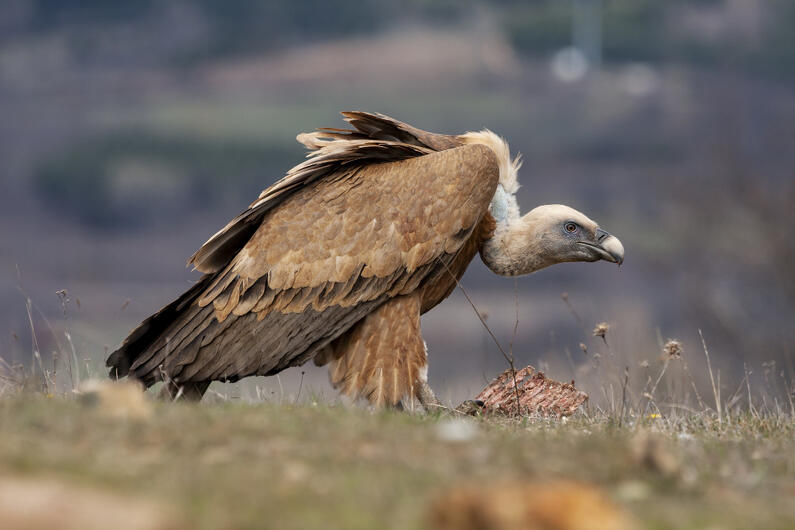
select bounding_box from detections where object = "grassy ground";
[0,391,793,530]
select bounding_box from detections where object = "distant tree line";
[11,0,794,80]
[34,133,303,228]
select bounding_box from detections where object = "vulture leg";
[415,378,443,412]
[326,293,431,409]
[158,380,211,402]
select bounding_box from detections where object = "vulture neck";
[480,193,554,277]
[459,129,546,276]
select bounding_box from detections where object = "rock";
[436,418,479,442]
[0,475,183,530]
[629,430,680,477]
[78,379,152,420]
[429,479,636,530]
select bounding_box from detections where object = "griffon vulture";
[107,112,624,408]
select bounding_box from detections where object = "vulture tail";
[106,275,214,383]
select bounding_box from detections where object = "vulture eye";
[564,222,578,233]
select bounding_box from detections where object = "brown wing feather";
[109,113,497,389]
[339,111,462,151]
[189,111,459,274]
[173,146,497,381]
[106,275,214,379]
[204,145,497,318]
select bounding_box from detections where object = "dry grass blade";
[438,258,521,414]
[699,329,722,425]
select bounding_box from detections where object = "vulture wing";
[189,112,459,274]
[108,114,499,389]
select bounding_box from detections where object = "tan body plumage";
[107,112,623,408]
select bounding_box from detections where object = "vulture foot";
[454,399,486,416]
[416,379,444,413]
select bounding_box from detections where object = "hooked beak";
[578,228,624,265]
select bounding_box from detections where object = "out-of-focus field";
[0,390,793,530]
[2,3,794,527]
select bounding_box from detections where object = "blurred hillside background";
[1,0,793,405]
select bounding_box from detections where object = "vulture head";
[480,204,624,276]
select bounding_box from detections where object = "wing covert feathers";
[190,111,459,274]
[197,144,500,325]
[109,112,502,399]
[327,293,427,407]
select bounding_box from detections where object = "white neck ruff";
[459,130,522,226]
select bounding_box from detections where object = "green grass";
[0,394,793,530]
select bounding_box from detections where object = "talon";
[455,399,486,415]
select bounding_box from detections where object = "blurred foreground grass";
[0,393,793,530]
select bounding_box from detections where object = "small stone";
[429,479,636,530]
[630,430,680,477]
[0,475,182,530]
[436,418,478,442]
[78,379,152,420]
[615,481,650,502]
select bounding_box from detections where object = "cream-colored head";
[480,204,624,276]
[461,129,623,276]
